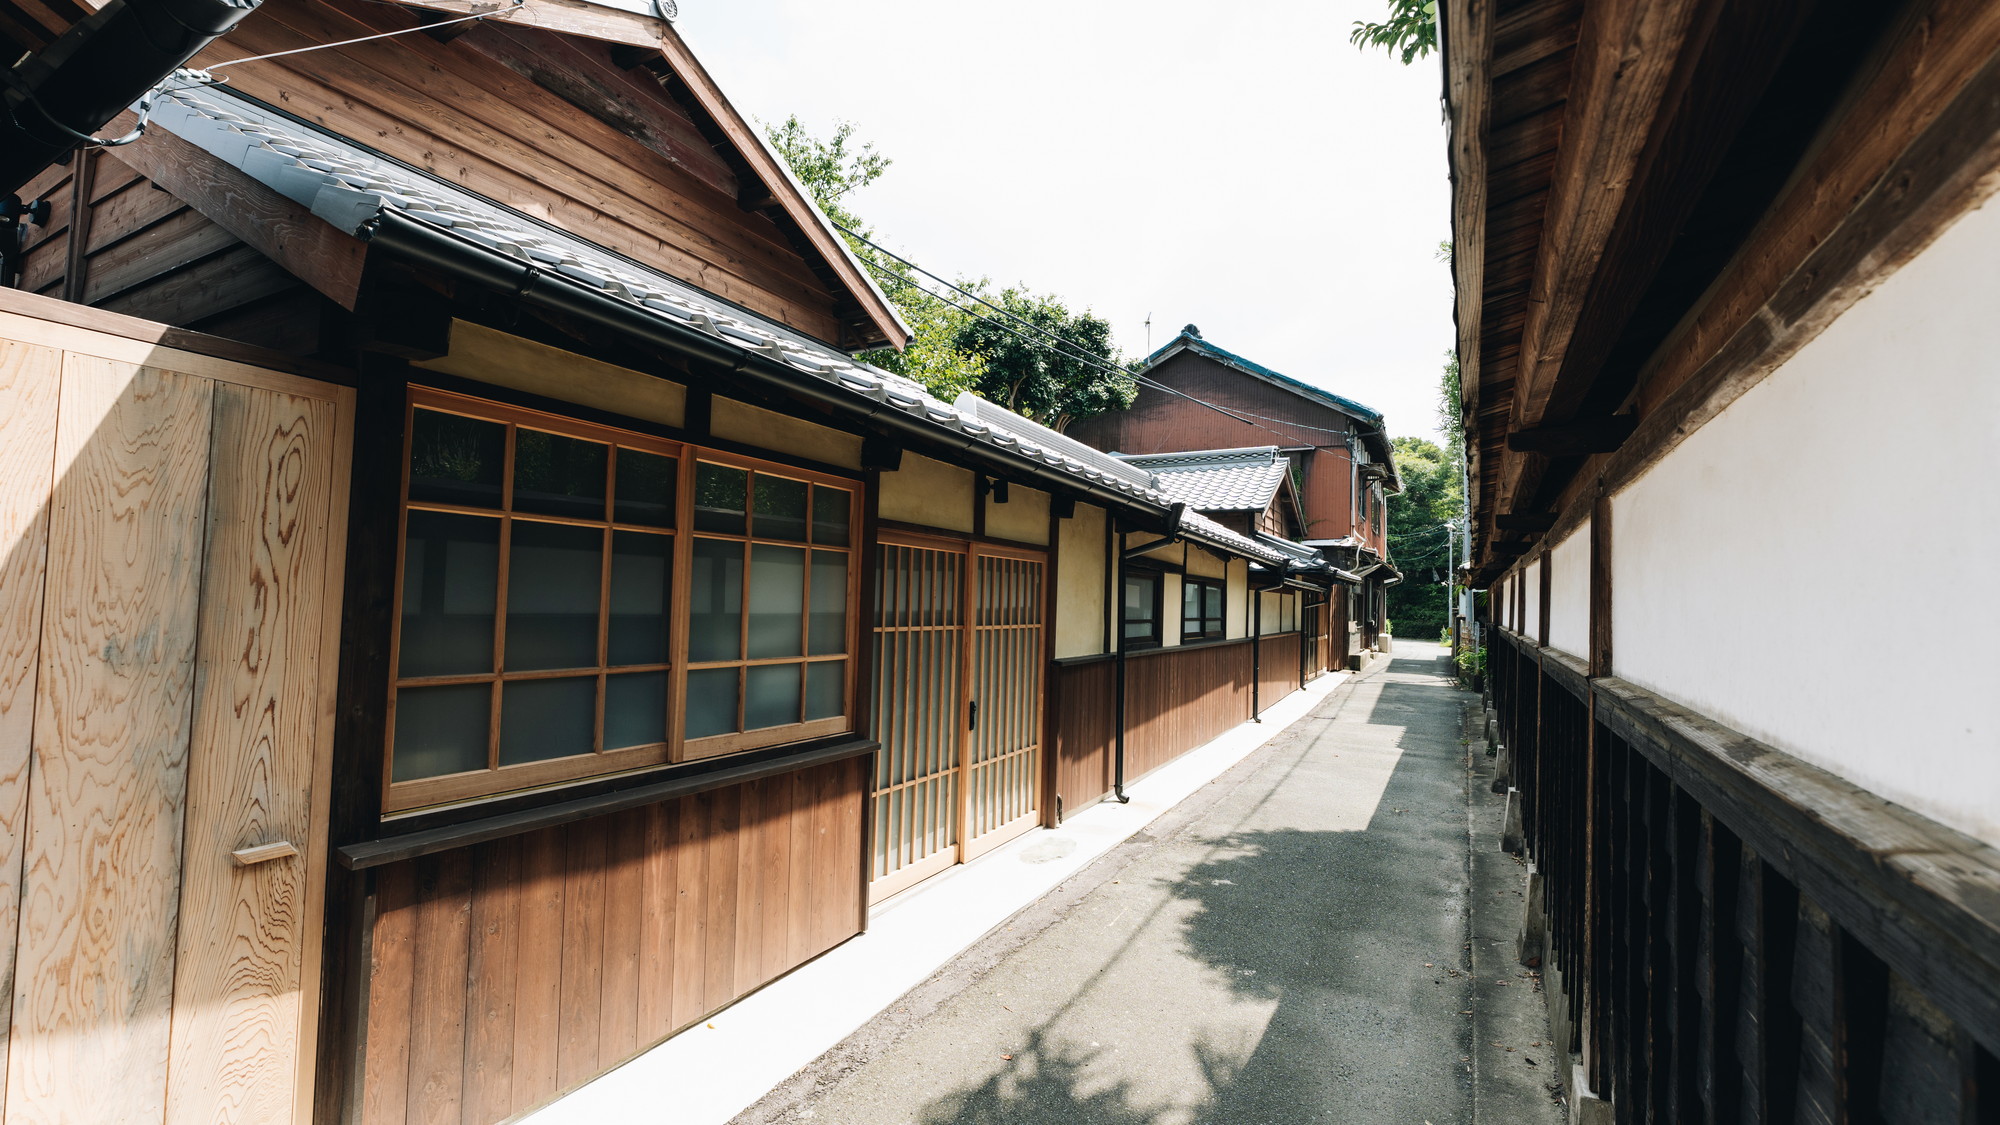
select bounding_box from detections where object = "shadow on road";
[912,657,1477,1124]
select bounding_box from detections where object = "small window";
[1182,578,1225,642]
[1122,571,1162,648]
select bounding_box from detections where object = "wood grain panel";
[6,356,213,1124]
[1052,659,1115,812]
[164,385,336,1125]
[360,759,865,1125]
[0,340,61,1121]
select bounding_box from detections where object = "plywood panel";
[6,357,213,1124]
[164,385,336,1125]
[0,340,62,1120]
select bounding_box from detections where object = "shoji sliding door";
[869,536,1045,899]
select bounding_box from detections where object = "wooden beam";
[383,0,667,50]
[1443,0,1495,442]
[1496,512,1558,532]
[1506,414,1638,455]
[106,122,367,311]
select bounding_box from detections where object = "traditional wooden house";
[1446,0,2000,1119]
[1068,324,1402,653]
[0,0,1344,1120]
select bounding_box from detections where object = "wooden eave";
[380,0,908,352]
[1445,0,2000,584]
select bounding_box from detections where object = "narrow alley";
[736,642,1562,1124]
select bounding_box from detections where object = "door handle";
[968,700,978,731]
[231,841,299,866]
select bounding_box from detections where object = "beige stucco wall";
[1185,544,1226,578]
[711,397,862,469]
[416,319,686,427]
[985,484,1051,545]
[1161,573,1184,647]
[879,451,974,533]
[1056,504,1108,658]
[1226,559,1249,639]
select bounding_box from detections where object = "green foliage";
[1438,350,1463,460]
[763,116,1132,422]
[1351,0,1439,65]
[952,289,1137,430]
[1386,435,1464,636]
[1454,645,1486,676]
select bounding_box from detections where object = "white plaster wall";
[1522,558,1541,640]
[1547,526,1591,659]
[1055,504,1107,658]
[1612,198,2000,849]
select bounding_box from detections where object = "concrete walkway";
[741,641,1556,1125]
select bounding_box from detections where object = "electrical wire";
[200,1,522,70]
[855,254,1329,451]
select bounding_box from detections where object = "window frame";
[1181,576,1226,642]
[1121,568,1164,650]
[382,388,861,813]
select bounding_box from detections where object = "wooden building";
[1068,324,1402,654]
[0,0,1347,1120]
[1446,0,2000,1119]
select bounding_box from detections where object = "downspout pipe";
[1251,586,1262,723]
[364,211,1187,534]
[1112,526,1130,804]
[0,0,262,194]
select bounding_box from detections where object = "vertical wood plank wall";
[360,755,867,1125]
[0,297,349,1125]
[1052,633,1306,813]
[1489,628,2000,1123]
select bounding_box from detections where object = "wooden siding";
[181,0,853,345]
[12,149,323,352]
[1490,628,2000,1122]
[359,755,867,1125]
[1053,636,1302,812]
[0,291,351,1125]
[1065,350,1381,554]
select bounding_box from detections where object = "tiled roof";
[1138,326,1384,427]
[145,85,1319,571]
[1114,446,1289,512]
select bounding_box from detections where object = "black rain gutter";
[0,0,261,195]
[363,210,1185,534]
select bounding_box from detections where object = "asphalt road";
[751,643,1490,1125]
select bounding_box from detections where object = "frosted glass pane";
[689,538,742,661]
[809,551,847,655]
[694,463,746,534]
[392,683,490,781]
[605,671,667,749]
[408,409,504,508]
[685,667,738,738]
[499,676,595,765]
[805,661,844,721]
[745,663,800,730]
[752,475,808,541]
[1182,583,1201,621]
[514,429,607,519]
[812,485,850,546]
[506,521,602,670]
[399,511,499,677]
[609,531,671,666]
[747,544,804,659]
[614,448,676,527]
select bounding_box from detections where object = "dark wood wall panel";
[1258,632,1303,708]
[1490,628,2000,1124]
[1051,659,1116,813]
[360,755,866,1125]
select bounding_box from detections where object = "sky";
[676,0,1455,445]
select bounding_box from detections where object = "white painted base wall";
[1547,528,1590,660]
[1611,199,2000,849]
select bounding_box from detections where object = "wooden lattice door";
[869,536,1044,899]
[962,548,1044,859]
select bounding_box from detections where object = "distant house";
[1069,324,1401,653]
